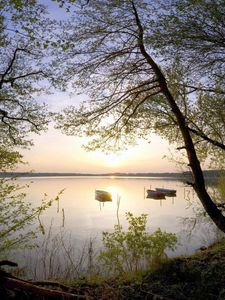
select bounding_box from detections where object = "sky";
[18,92,178,174]
[17,0,179,174]
[19,129,178,174]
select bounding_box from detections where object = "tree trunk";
[132,0,225,233]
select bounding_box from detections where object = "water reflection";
[94,185,120,202]
[18,176,218,256]
[94,186,121,211]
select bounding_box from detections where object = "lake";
[20,175,220,258]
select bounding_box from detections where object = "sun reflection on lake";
[105,185,120,201]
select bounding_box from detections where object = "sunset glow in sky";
[19,126,177,173]
[16,1,179,174]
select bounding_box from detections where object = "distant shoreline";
[0,172,182,178]
[0,170,221,179]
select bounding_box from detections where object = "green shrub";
[99,212,177,276]
[0,178,63,257]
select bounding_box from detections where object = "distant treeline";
[0,170,223,179]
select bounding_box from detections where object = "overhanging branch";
[188,126,225,151]
[184,84,225,95]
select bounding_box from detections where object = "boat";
[146,189,166,199]
[155,188,176,196]
[95,190,112,202]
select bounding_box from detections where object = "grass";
[64,239,225,300]
[2,239,225,299]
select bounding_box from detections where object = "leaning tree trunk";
[162,86,225,233]
[132,1,225,233]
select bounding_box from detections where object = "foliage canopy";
[52,0,225,232]
[55,0,224,165]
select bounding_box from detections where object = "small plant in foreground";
[99,212,177,276]
[0,178,63,257]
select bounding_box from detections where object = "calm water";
[20,176,219,257]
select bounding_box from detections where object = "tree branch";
[3,71,44,87]
[0,48,35,88]
[188,126,225,151]
[184,84,225,95]
[3,115,40,129]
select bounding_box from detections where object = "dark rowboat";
[155,188,176,196]
[146,189,166,199]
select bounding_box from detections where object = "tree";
[0,0,61,256]
[0,0,55,148]
[151,60,225,169]
[148,0,225,168]
[148,0,225,84]
[54,0,225,232]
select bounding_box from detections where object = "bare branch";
[185,84,225,95]
[0,48,36,88]
[188,126,225,151]
[2,71,44,87]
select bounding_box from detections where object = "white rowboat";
[95,190,112,202]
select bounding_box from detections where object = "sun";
[90,147,140,169]
[102,153,124,167]
[100,152,124,167]
[90,151,127,168]
[106,186,120,201]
